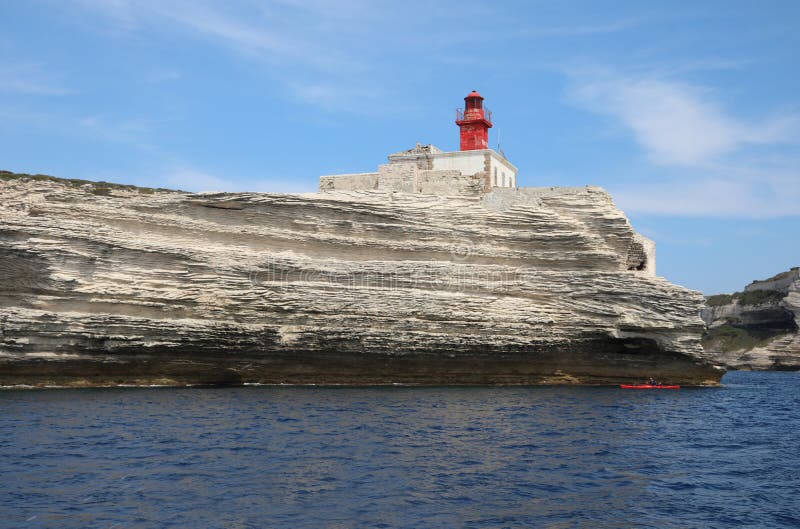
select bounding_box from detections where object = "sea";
[1,371,798,529]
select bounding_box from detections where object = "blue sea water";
[1,371,799,529]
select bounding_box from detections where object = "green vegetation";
[737,289,784,306]
[762,268,799,282]
[705,294,734,307]
[0,170,172,195]
[702,323,788,353]
[705,289,784,307]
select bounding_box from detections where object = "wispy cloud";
[0,62,71,95]
[144,69,182,84]
[514,18,641,38]
[611,175,800,218]
[163,166,316,193]
[164,168,229,191]
[71,0,362,69]
[77,114,156,150]
[564,68,800,217]
[66,1,647,117]
[286,80,402,115]
[566,70,799,166]
[64,0,393,113]
[0,105,155,150]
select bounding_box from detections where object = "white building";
[319,144,518,196]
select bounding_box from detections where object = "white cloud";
[163,167,316,193]
[0,106,155,151]
[514,18,641,38]
[145,69,182,84]
[72,0,358,70]
[567,71,799,166]
[71,0,139,28]
[164,168,229,192]
[610,174,800,218]
[0,63,71,95]
[248,179,318,194]
[287,81,398,115]
[78,114,153,148]
[565,69,800,217]
[63,0,391,113]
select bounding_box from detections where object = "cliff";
[0,171,722,387]
[702,268,800,370]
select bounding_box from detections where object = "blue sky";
[1,0,798,294]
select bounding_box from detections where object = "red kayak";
[620,384,680,389]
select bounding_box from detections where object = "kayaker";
[647,377,658,386]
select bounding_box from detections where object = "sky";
[1,0,798,294]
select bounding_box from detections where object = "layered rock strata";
[702,268,800,370]
[0,173,722,387]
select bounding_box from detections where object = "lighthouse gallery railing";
[455,107,492,124]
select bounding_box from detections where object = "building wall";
[318,147,518,195]
[318,172,379,192]
[387,144,441,170]
[428,150,518,188]
[377,163,416,193]
[416,170,484,196]
[488,156,518,188]
[430,151,487,176]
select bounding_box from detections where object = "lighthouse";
[319,90,517,194]
[455,90,493,150]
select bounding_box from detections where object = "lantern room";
[455,90,493,151]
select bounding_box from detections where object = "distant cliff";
[0,171,722,387]
[702,268,800,370]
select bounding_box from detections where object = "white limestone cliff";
[0,172,721,387]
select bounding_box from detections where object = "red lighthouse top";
[455,90,493,150]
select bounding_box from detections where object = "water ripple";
[0,372,798,528]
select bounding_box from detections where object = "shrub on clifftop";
[738,289,785,306]
[706,294,734,307]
